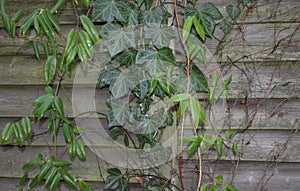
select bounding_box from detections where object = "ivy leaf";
[199,3,223,20]
[134,113,165,134]
[114,49,138,67]
[104,168,123,190]
[190,65,208,92]
[92,0,130,22]
[98,23,121,37]
[105,27,136,57]
[127,9,139,26]
[45,55,57,85]
[220,20,233,34]
[136,47,175,76]
[144,26,177,49]
[133,80,150,100]
[226,5,241,20]
[109,127,124,140]
[109,99,132,126]
[141,6,166,24]
[198,13,215,37]
[110,68,139,98]
[107,110,122,127]
[98,64,121,88]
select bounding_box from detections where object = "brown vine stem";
[173,0,193,190]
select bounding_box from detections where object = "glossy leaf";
[45,55,57,85]
[20,9,38,35]
[19,173,28,187]
[32,41,40,61]
[217,138,223,157]
[141,6,166,24]
[38,163,52,180]
[44,9,61,34]
[49,173,61,191]
[192,17,205,41]
[1,11,11,33]
[226,5,241,20]
[76,140,86,161]
[45,167,58,188]
[80,15,99,43]
[115,49,138,67]
[64,29,77,54]
[22,161,35,170]
[52,160,72,167]
[21,117,32,138]
[226,129,234,139]
[68,139,76,160]
[1,122,13,144]
[60,167,78,190]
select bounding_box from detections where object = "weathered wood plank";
[0,178,142,191]
[183,161,300,191]
[0,0,298,26]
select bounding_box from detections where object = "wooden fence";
[0,0,299,190]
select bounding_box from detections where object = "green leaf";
[11,10,24,23]
[98,22,120,37]
[105,27,136,57]
[115,49,138,67]
[54,96,64,118]
[13,123,24,145]
[132,80,150,100]
[188,138,200,155]
[199,3,223,20]
[44,9,61,34]
[59,167,78,190]
[38,163,52,180]
[145,26,176,49]
[32,41,40,61]
[62,123,73,143]
[222,183,238,191]
[200,134,217,151]
[217,138,223,157]
[81,0,90,7]
[189,96,206,127]
[1,11,11,34]
[45,55,57,85]
[19,173,28,187]
[107,168,122,176]
[21,117,32,139]
[64,29,77,54]
[50,0,65,14]
[109,127,124,140]
[215,175,223,183]
[192,17,205,41]
[76,140,86,161]
[178,99,189,117]
[45,167,58,188]
[210,183,218,191]
[200,184,208,191]
[168,93,191,103]
[220,20,233,34]
[20,9,39,35]
[80,15,99,43]
[226,5,241,20]
[1,122,13,144]
[92,0,130,22]
[141,6,166,24]
[127,9,139,26]
[183,16,193,42]
[226,129,234,139]
[22,161,36,170]
[52,160,72,167]
[98,65,121,88]
[232,141,238,156]
[49,173,61,191]
[29,175,41,189]
[68,139,76,160]
[190,65,208,92]
[136,47,175,76]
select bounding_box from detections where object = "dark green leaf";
[199,3,223,20]
[127,9,139,26]
[50,0,65,14]
[76,140,86,161]
[109,127,124,140]
[52,160,72,167]
[239,0,251,6]
[11,10,24,23]
[22,161,36,170]
[49,173,61,191]
[19,173,28,187]
[133,80,150,100]
[29,175,41,189]
[45,167,58,188]
[232,141,238,156]
[98,64,121,88]
[141,6,166,24]
[226,5,241,20]
[59,167,78,190]
[98,22,120,37]
[62,123,73,143]
[54,96,64,118]
[21,117,32,139]
[1,11,11,34]
[188,139,200,155]
[45,55,57,85]
[1,122,13,144]
[144,26,177,49]
[190,65,208,92]
[220,20,233,34]
[38,163,52,180]
[80,15,99,43]
[92,0,130,22]
[115,49,138,67]
[107,168,122,176]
